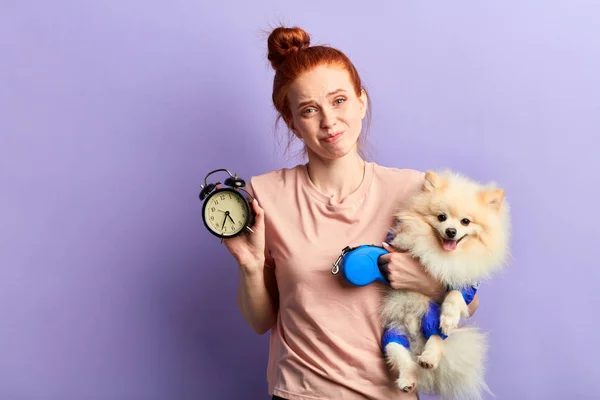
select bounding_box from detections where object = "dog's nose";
[445,228,457,238]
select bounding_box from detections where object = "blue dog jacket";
[381,326,410,353]
[454,282,479,305]
[421,301,447,340]
[416,283,480,343]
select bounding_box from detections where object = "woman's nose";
[320,109,337,129]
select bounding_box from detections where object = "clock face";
[202,188,250,238]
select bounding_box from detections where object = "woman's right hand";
[379,242,446,303]
[223,196,266,275]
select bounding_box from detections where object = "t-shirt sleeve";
[390,168,426,209]
[247,177,276,269]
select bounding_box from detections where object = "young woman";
[223,26,479,400]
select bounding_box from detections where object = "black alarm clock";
[199,168,255,242]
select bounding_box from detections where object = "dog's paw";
[396,376,416,393]
[417,352,440,370]
[440,307,460,336]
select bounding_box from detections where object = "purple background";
[2,1,599,399]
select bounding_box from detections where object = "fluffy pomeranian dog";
[380,170,511,400]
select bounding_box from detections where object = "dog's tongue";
[443,240,457,251]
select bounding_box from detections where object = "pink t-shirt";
[249,161,424,400]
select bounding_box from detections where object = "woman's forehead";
[288,66,353,102]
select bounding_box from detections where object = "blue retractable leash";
[331,244,390,286]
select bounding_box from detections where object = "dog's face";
[414,170,507,256]
[391,169,510,284]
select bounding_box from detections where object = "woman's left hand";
[378,242,446,303]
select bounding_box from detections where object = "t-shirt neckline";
[298,161,374,208]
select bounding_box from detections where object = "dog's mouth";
[441,234,468,252]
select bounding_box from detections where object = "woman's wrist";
[239,258,265,278]
[428,280,447,304]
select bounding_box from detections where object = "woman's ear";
[359,89,368,119]
[286,117,302,139]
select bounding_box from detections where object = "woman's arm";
[237,262,279,335]
[224,197,278,335]
[467,294,479,316]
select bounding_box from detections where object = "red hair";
[266,26,372,155]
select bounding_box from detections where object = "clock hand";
[221,214,227,233]
[227,213,235,225]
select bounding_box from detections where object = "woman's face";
[286,65,367,160]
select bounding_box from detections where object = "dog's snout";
[445,228,457,238]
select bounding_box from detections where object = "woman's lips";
[322,132,343,143]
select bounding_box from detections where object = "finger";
[378,260,390,280]
[377,253,391,265]
[220,237,239,255]
[250,198,264,231]
[381,242,397,253]
[379,261,389,274]
[382,241,409,254]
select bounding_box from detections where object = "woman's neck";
[305,150,366,203]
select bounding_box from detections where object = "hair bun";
[267,27,311,70]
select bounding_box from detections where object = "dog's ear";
[479,188,504,210]
[423,170,442,192]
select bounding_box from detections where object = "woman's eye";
[334,97,346,104]
[302,107,316,114]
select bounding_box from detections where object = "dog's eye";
[461,218,471,226]
[437,214,447,222]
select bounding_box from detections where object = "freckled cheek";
[294,118,320,139]
[339,108,358,124]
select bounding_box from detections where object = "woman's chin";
[312,139,359,160]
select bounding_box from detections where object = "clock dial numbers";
[204,190,248,236]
